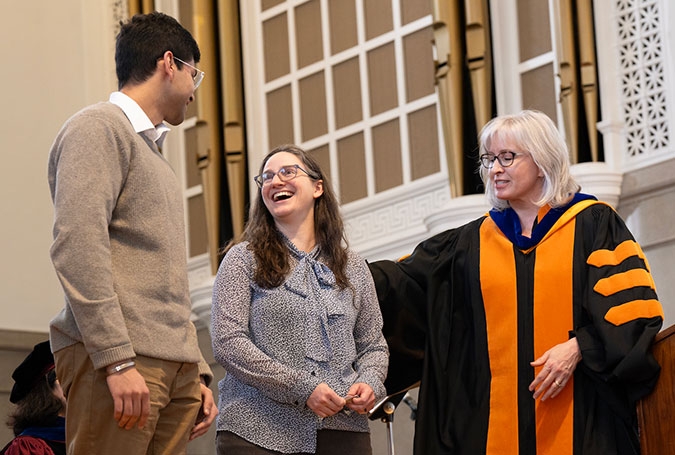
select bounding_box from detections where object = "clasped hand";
[306,382,375,418]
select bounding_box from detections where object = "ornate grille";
[616,0,669,159]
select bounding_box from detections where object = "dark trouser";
[216,429,373,455]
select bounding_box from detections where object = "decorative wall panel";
[616,0,670,161]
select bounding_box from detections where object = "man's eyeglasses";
[173,56,205,89]
[480,150,521,169]
[254,164,317,188]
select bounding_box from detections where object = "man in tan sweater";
[47,12,216,455]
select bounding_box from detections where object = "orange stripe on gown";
[481,217,574,455]
[532,219,574,455]
[481,220,520,453]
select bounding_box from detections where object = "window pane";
[333,57,363,129]
[295,0,323,69]
[188,194,208,257]
[517,0,552,61]
[400,0,431,25]
[372,119,402,192]
[404,26,435,102]
[309,144,331,184]
[263,13,290,82]
[262,0,285,12]
[520,64,557,123]
[184,126,201,188]
[408,105,440,179]
[368,42,398,115]
[328,0,357,55]
[299,71,328,141]
[267,84,294,147]
[337,132,367,203]
[364,0,393,39]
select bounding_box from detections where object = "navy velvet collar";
[19,416,65,442]
[488,193,596,249]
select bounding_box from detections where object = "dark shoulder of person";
[0,436,65,455]
[47,439,66,455]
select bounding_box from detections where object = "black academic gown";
[369,195,663,455]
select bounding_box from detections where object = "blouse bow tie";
[284,253,341,363]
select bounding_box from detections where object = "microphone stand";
[368,382,419,455]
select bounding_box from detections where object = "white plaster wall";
[0,0,116,332]
[618,158,675,329]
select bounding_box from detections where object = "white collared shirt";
[109,91,171,148]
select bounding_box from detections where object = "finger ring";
[554,380,562,387]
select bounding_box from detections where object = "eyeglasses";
[479,150,521,169]
[46,369,57,388]
[173,56,205,89]
[254,164,317,188]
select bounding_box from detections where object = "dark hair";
[6,370,64,436]
[115,11,201,89]
[238,144,350,290]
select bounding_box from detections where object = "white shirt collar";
[109,91,170,148]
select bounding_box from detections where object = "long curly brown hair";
[234,144,350,289]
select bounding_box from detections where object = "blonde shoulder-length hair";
[478,110,580,210]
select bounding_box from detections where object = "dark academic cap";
[9,340,55,404]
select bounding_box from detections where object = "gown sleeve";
[573,204,663,404]
[368,227,467,395]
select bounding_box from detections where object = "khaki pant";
[55,342,201,455]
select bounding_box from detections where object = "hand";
[344,383,376,415]
[106,366,150,430]
[529,338,582,401]
[306,383,345,418]
[189,382,218,441]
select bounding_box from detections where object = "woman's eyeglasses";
[254,164,317,188]
[480,150,521,168]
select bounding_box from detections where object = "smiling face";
[260,151,324,227]
[487,135,544,211]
